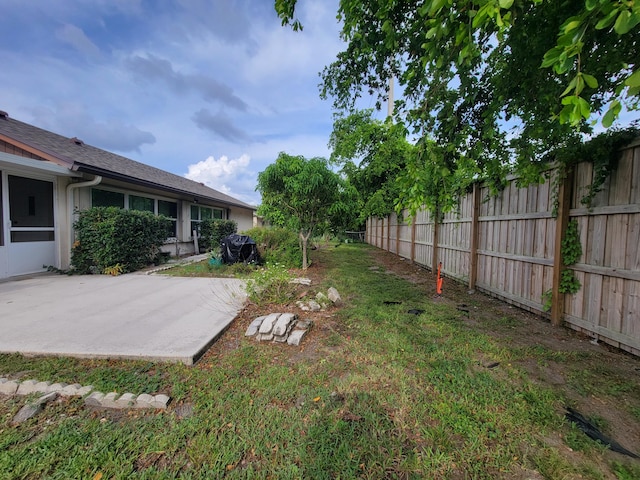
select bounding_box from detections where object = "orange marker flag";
[436,262,443,295]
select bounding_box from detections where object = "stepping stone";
[135,393,154,409]
[245,316,266,336]
[116,393,137,408]
[0,379,19,395]
[258,313,281,334]
[61,384,83,396]
[328,287,342,304]
[16,380,39,395]
[151,394,171,409]
[101,392,120,409]
[85,392,106,407]
[34,381,51,393]
[295,319,313,330]
[287,329,308,346]
[273,313,296,336]
[48,382,69,393]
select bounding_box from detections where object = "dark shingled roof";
[0,114,255,210]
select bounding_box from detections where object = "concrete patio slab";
[0,273,247,365]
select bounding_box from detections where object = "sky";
[0,0,368,206]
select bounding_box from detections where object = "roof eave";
[0,132,76,168]
[75,164,255,210]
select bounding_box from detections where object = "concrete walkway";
[0,271,247,365]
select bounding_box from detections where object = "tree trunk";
[299,230,311,270]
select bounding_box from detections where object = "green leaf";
[562,20,582,33]
[614,10,632,34]
[582,73,598,89]
[498,0,513,9]
[577,96,591,118]
[575,75,585,95]
[560,76,578,97]
[595,8,619,30]
[429,0,446,16]
[585,0,597,11]
[625,70,640,88]
[541,47,562,68]
[602,100,621,128]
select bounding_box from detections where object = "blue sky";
[0,0,367,206]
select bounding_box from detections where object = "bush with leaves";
[200,219,238,252]
[243,227,301,268]
[71,207,171,274]
[246,263,296,305]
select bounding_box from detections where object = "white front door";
[6,174,56,277]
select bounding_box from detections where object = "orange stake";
[436,262,443,295]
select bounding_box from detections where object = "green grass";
[1,244,638,478]
[160,260,256,278]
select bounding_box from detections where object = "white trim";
[0,151,80,177]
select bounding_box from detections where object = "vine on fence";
[544,219,583,311]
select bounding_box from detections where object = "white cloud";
[56,24,101,58]
[184,154,256,203]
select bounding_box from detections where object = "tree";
[256,153,347,269]
[329,109,415,222]
[276,1,639,210]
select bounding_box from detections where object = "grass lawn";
[1,244,639,479]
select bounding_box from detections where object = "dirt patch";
[199,258,342,366]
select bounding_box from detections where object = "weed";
[103,263,124,276]
[612,461,640,480]
[245,263,296,305]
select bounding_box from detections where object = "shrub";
[200,219,237,252]
[71,207,171,274]
[246,263,296,305]
[242,227,301,268]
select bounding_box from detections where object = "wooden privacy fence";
[366,140,640,357]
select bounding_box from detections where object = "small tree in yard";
[257,153,346,270]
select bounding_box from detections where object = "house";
[0,111,256,279]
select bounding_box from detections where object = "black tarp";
[220,234,260,264]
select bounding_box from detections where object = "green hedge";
[200,219,238,252]
[71,207,171,274]
[242,227,301,268]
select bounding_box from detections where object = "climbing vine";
[554,125,640,209]
[543,219,582,312]
[559,220,582,295]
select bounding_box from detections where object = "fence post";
[432,207,439,273]
[387,215,391,252]
[551,166,574,326]
[468,182,481,290]
[396,214,400,255]
[410,214,416,264]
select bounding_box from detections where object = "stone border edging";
[0,377,170,410]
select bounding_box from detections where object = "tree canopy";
[329,109,415,221]
[256,153,352,269]
[276,0,639,211]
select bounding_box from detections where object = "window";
[190,205,223,236]
[158,200,178,238]
[129,195,154,212]
[91,188,178,237]
[92,189,125,208]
